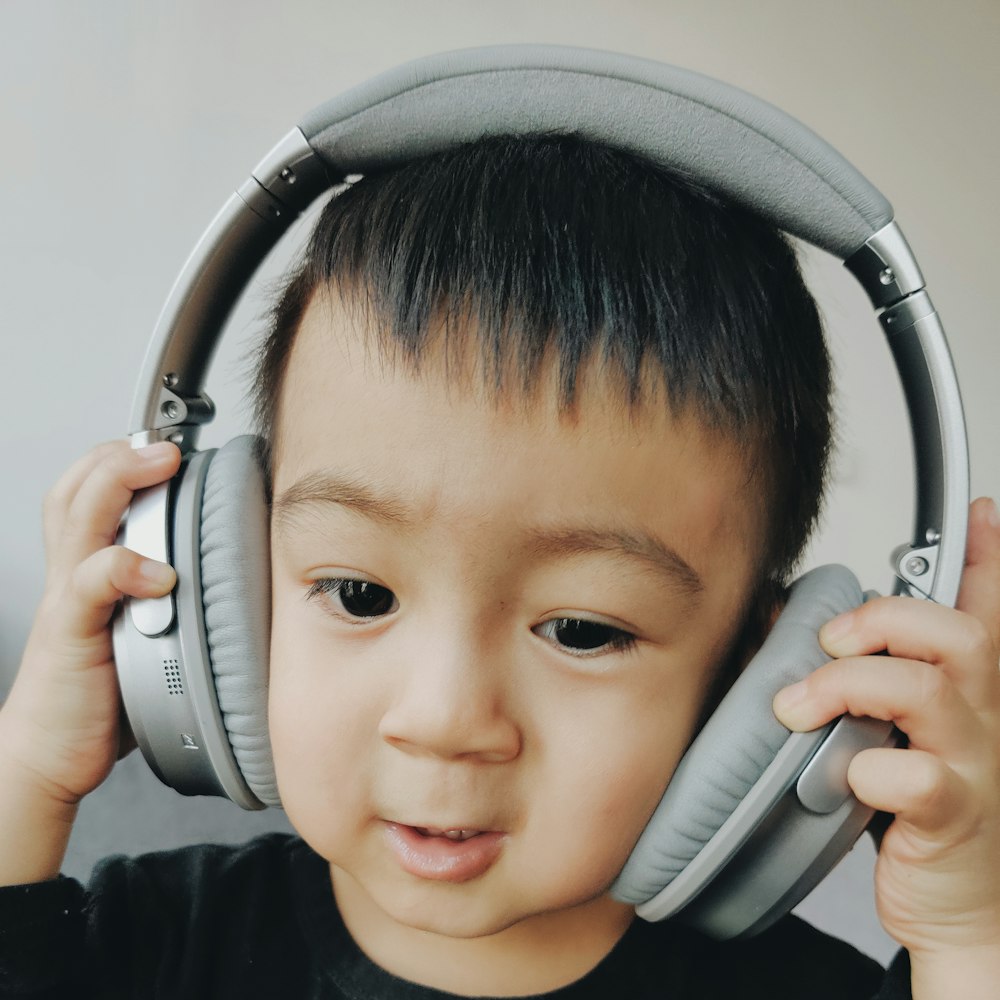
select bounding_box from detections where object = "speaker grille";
[163,658,184,695]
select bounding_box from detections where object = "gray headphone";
[112,44,969,940]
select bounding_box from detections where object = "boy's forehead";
[280,285,572,419]
[277,285,737,452]
[273,286,768,581]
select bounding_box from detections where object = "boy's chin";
[357,873,630,944]
[369,881,535,939]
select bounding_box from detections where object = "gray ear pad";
[612,563,863,905]
[199,435,280,807]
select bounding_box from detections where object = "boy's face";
[267,289,767,944]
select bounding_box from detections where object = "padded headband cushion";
[199,435,280,807]
[300,44,892,258]
[612,563,863,904]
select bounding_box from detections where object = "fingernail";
[819,612,853,652]
[136,441,175,461]
[773,680,808,721]
[987,497,1000,529]
[140,559,175,587]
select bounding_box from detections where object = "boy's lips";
[383,821,506,882]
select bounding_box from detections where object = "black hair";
[250,132,831,583]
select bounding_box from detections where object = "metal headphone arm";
[125,124,968,621]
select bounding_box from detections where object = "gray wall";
[2,0,997,966]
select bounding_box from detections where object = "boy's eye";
[307,578,398,620]
[534,617,636,656]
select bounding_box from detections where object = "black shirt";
[0,832,911,999]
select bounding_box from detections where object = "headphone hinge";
[891,540,940,599]
[250,127,331,214]
[844,221,926,310]
[131,389,215,453]
[150,386,215,430]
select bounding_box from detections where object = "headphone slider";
[796,715,896,814]
[122,481,176,638]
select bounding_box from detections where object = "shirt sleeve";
[0,834,310,1000]
[0,876,90,998]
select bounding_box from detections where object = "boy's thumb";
[954,497,1000,651]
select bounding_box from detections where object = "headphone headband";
[300,44,892,255]
[128,43,968,604]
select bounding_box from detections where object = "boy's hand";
[774,497,1000,997]
[0,440,180,811]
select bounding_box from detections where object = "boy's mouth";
[384,822,506,881]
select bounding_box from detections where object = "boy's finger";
[816,596,999,715]
[847,746,967,835]
[772,654,983,763]
[42,441,126,559]
[55,442,181,571]
[955,497,1000,650]
[49,546,176,646]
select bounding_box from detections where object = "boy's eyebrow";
[273,471,705,599]
[525,526,704,600]
[272,472,412,528]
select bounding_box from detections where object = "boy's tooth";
[414,826,480,840]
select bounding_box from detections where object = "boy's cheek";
[267,604,350,795]
[268,665,375,854]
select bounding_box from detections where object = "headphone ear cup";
[199,435,280,806]
[612,563,864,909]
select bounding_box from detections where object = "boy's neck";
[329,864,636,997]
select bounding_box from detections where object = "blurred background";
[1,0,997,965]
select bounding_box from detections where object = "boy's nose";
[377,633,522,764]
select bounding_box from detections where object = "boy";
[0,133,998,999]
